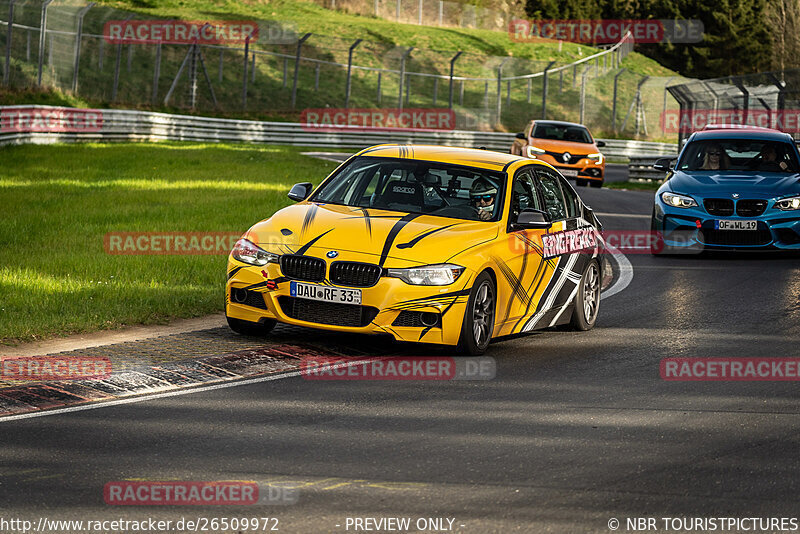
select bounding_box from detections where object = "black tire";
[569,259,601,331]
[589,180,603,188]
[226,315,276,336]
[575,179,588,187]
[456,272,496,355]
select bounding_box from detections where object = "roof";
[531,120,588,128]
[691,129,793,142]
[355,144,525,170]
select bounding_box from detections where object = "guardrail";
[628,155,676,182]
[0,106,679,159]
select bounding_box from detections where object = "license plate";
[290,281,362,305]
[715,220,757,231]
[560,169,579,177]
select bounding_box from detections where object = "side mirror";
[595,140,606,148]
[653,158,674,172]
[515,132,527,140]
[288,182,313,202]
[514,209,552,229]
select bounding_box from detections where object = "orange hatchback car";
[511,120,606,187]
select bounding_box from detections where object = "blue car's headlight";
[661,192,698,209]
[775,196,800,211]
[232,238,279,266]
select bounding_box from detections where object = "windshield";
[677,139,800,173]
[533,124,593,144]
[310,156,506,222]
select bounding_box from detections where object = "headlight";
[386,264,465,286]
[526,145,545,158]
[776,196,800,211]
[231,238,279,266]
[661,192,698,209]
[587,153,604,164]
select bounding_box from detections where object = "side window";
[558,176,580,219]
[511,168,543,221]
[536,169,567,221]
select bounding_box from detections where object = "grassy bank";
[0,143,339,344]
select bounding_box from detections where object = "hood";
[668,170,800,198]
[245,202,499,265]
[529,138,598,154]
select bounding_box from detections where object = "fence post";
[282,58,287,87]
[496,57,510,125]
[98,35,102,69]
[448,51,462,109]
[418,0,422,24]
[111,17,132,102]
[459,80,464,106]
[344,38,362,108]
[612,68,625,133]
[526,78,531,104]
[26,28,30,62]
[291,33,311,108]
[189,45,198,108]
[152,42,161,104]
[438,0,443,25]
[579,65,592,123]
[572,63,576,89]
[398,46,413,110]
[377,71,381,103]
[315,63,320,91]
[218,49,223,82]
[3,0,15,86]
[251,52,256,82]
[71,3,94,93]
[396,0,400,21]
[37,0,53,86]
[661,76,674,134]
[433,77,438,106]
[242,29,255,109]
[541,60,555,119]
[375,0,379,17]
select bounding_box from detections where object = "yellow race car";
[226,145,603,355]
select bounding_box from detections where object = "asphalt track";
[2,163,800,533]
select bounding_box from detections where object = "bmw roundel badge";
[326,250,339,259]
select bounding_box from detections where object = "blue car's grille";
[699,225,772,246]
[736,199,767,217]
[704,198,734,216]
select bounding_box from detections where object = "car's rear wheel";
[569,259,600,331]
[226,315,276,336]
[575,179,588,187]
[457,272,496,355]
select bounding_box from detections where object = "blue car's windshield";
[311,156,506,222]
[677,139,800,173]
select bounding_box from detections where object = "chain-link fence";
[0,0,683,138]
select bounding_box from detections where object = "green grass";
[605,180,662,191]
[0,142,339,344]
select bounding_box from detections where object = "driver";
[470,179,497,221]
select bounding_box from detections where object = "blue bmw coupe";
[651,128,800,252]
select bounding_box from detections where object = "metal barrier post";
[541,60,555,119]
[612,68,625,133]
[579,65,592,123]
[111,17,132,101]
[291,33,311,108]
[398,46,413,110]
[241,29,255,109]
[37,0,53,86]
[71,2,94,93]
[433,77,438,105]
[448,51,462,109]
[3,0,14,86]
[661,76,674,133]
[345,38,363,108]
[496,57,510,125]
[152,42,161,104]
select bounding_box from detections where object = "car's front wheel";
[226,315,276,336]
[457,272,496,355]
[569,259,600,331]
[575,179,588,187]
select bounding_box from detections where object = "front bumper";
[225,258,474,346]
[653,201,800,250]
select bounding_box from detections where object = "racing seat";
[376,180,425,210]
